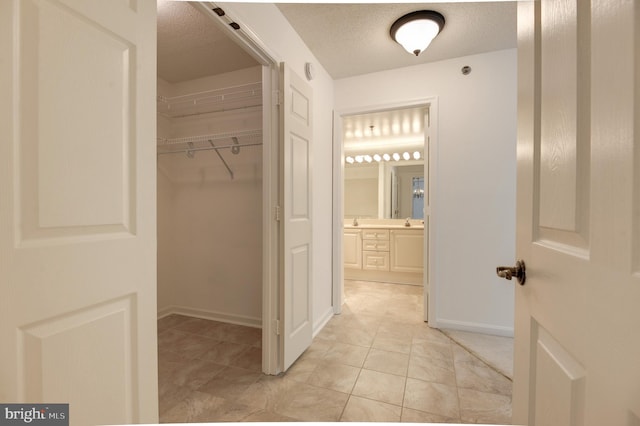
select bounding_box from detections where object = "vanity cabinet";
[344,226,424,285]
[343,229,362,269]
[362,230,389,271]
[390,229,424,273]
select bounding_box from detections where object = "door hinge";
[273,90,283,106]
[274,319,281,335]
[275,205,281,221]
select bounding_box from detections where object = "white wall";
[219,3,336,330]
[335,49,517,335]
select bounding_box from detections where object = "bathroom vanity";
[344,220,425,285]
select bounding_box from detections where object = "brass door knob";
[496,260,526,285]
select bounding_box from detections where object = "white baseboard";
[158,305,262,329]
[313,306,335,337]
[435,318,514,337]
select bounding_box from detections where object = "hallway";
[158,280,512,423]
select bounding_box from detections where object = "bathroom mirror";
[344,160,425,220]
[342,105,428,221]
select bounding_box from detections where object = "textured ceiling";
[277,2,517,79]
[157,0,259,83]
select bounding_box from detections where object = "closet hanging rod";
[156,141,262,156]
[157,129,261,146]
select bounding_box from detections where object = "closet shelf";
[158,82,262,118]
[157,129,262,147]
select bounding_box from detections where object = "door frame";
[193,2,282,374]
[332,98,439,324]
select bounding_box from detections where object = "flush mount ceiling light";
[390,10,445,56]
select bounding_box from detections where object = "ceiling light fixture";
[390,10,445,56]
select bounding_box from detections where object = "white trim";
[312,306,335,337]
[332,98,438,327]
[158,306,262,329]
[193,2,283,375]
[436,318,514,338]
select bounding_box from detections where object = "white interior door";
[280,63,313,371]
[513,1,640,424]
[0,1,158,424]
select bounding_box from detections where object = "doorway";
[332,100,438,324]
[156,1,281,375]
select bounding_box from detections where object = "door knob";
[496,260,526,285]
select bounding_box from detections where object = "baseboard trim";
[435,318,514,337]
[158,305,262,329]
[313,306,335,337]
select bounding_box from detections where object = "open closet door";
[0,1,158,424]
[280,63,313,371]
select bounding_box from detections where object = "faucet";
[352,217,359,226]
[405,217,411,227]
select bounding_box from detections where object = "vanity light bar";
[345,151,421,164]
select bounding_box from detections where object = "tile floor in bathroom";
[158,280,512,423]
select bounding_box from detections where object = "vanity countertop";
[344,224,424,230]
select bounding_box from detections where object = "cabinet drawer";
[362,229,389,241]
[362,240,390,251]
[363,251,390,271]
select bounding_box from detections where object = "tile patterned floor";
[158,280,512,423]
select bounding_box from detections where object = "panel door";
[0,1,158,424]
[280,63,313,371]
[514,1,640,424]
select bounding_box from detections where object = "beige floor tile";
[235,375,300,411]
[283,357,322,383]
[201,341,252,365]
[444,328,514,379]
[458,388,512,424]
[407,353,457,386]
[411,339,454,364]
[363,348,409,376]
[160,391,261,423]
[333,326,376,347]
[403,378,460,419]
[240,409,300,422]
[219,323,262,347]
[157,281,513,424]
[197,366,262,400]
[413,326,453,346]
[341,395,402,422]
[323,341,370,367]
[400,407,461,423]
[161,357,226,390]
[454,347,513,396]
[173,317,224,337]
[306,361,360,393]
[352,369,406,406]
[372,331,412,354]
[229,346,262,371]
[158,381,193,417]
[157,314,193,332]
[275,382,349,421]
[170,332,220,360]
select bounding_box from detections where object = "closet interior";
[157,1,264,329]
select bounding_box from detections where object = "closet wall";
[157,66,263,326]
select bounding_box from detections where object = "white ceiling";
[157,2,516,151]
[277,2,517,79]
[157,2,517,83]
[157,0,259,83]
